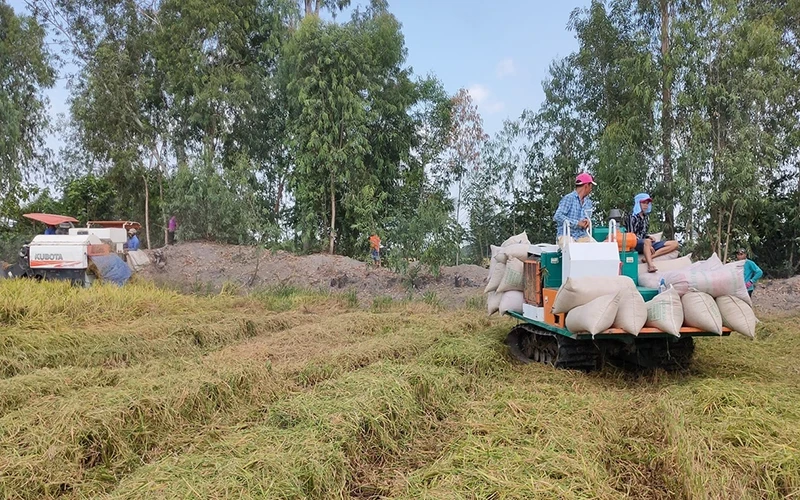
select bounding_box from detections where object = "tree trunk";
[158,169,167,246]
[660,0,675,239]
[715,208,723,256]
[723,201,736,262]
[455,174,462,266]
[143,174,151,250]
[329,173,336,254]
[275,178,284,215]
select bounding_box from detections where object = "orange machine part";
[542,288,565,328]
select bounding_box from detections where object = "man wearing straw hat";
[554,172,597,249]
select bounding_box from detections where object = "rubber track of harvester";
[505,323,601,371]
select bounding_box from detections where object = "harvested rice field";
[1,279,798,499]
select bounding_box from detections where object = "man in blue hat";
[627,193,679,273]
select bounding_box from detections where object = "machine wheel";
[505,324,602,371]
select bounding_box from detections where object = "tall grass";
[1,279,799,499]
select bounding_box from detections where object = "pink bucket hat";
[575,172,597,186]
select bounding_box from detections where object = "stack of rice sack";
[485,232,531,316]
[638,252,757,338]
[551,276,649,335]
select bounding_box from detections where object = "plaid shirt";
[627,212,649,240]
[554,191,594,239]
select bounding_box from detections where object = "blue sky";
[9,0,590,148]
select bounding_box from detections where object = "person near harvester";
[626,193,679,273]
[43,224,56,235]
[736,248,763,297]
[369,233,382,267]
[554,172,597,248]
[126,228,140,251]
[168,215,177,245]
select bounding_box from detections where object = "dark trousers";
[748,289,753,297]
[168,231,175,245]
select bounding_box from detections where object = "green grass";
[1,279,799,498]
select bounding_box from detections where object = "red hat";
[575,172,597,186]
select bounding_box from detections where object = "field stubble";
[0,280,798,499]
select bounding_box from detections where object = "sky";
[8,0,590,154]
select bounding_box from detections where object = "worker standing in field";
[126,228,140,251]
[737,248,763,297]
[554,172,596,248]
[369,233,382,267]
[168,216,177,245]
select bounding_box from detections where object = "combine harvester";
[494,221,754,371]
[1,213,142,286]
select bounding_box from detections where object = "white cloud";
[467,84,490,104]
[496,57,516,78]
[485,101,506,114]
[466,84,505,115]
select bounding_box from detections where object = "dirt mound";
[140,242,487,307]
[753,275,800,317]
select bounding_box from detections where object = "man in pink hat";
[554,172,597,247]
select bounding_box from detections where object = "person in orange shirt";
[369,233,381,267]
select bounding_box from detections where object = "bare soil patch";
[140,242,486,307]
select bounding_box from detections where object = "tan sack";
[487,291,502,316]
[638,254,694,288]
[553,276,637,314]
[612,286,648,335]
[662,265,751,305]
[498,243,529,262]
[690,252,723,271]
[566,293,622,335]
[484,261,506,293]
[486,246,502,284]
[645,288,684,337]
[502,231,530,247]
[499,290,524,315]
[716,296,757,338]
[497,257,525,293]
[654,250,679,262]
[682,292,723,335]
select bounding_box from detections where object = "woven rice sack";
[662,265,751,305]
[645,288,684,337]
[502,231,530,247]
[496,257,524,293]
[499,290,524,315]
[716,295,757,338]
[552,276,637,314]
[612,286,648,335]
[682,291,723,335]
[484,261,505,294]
[565,293,621,335]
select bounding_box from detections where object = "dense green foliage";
[2,0,798,277]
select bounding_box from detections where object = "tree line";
[1,0,798,277]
